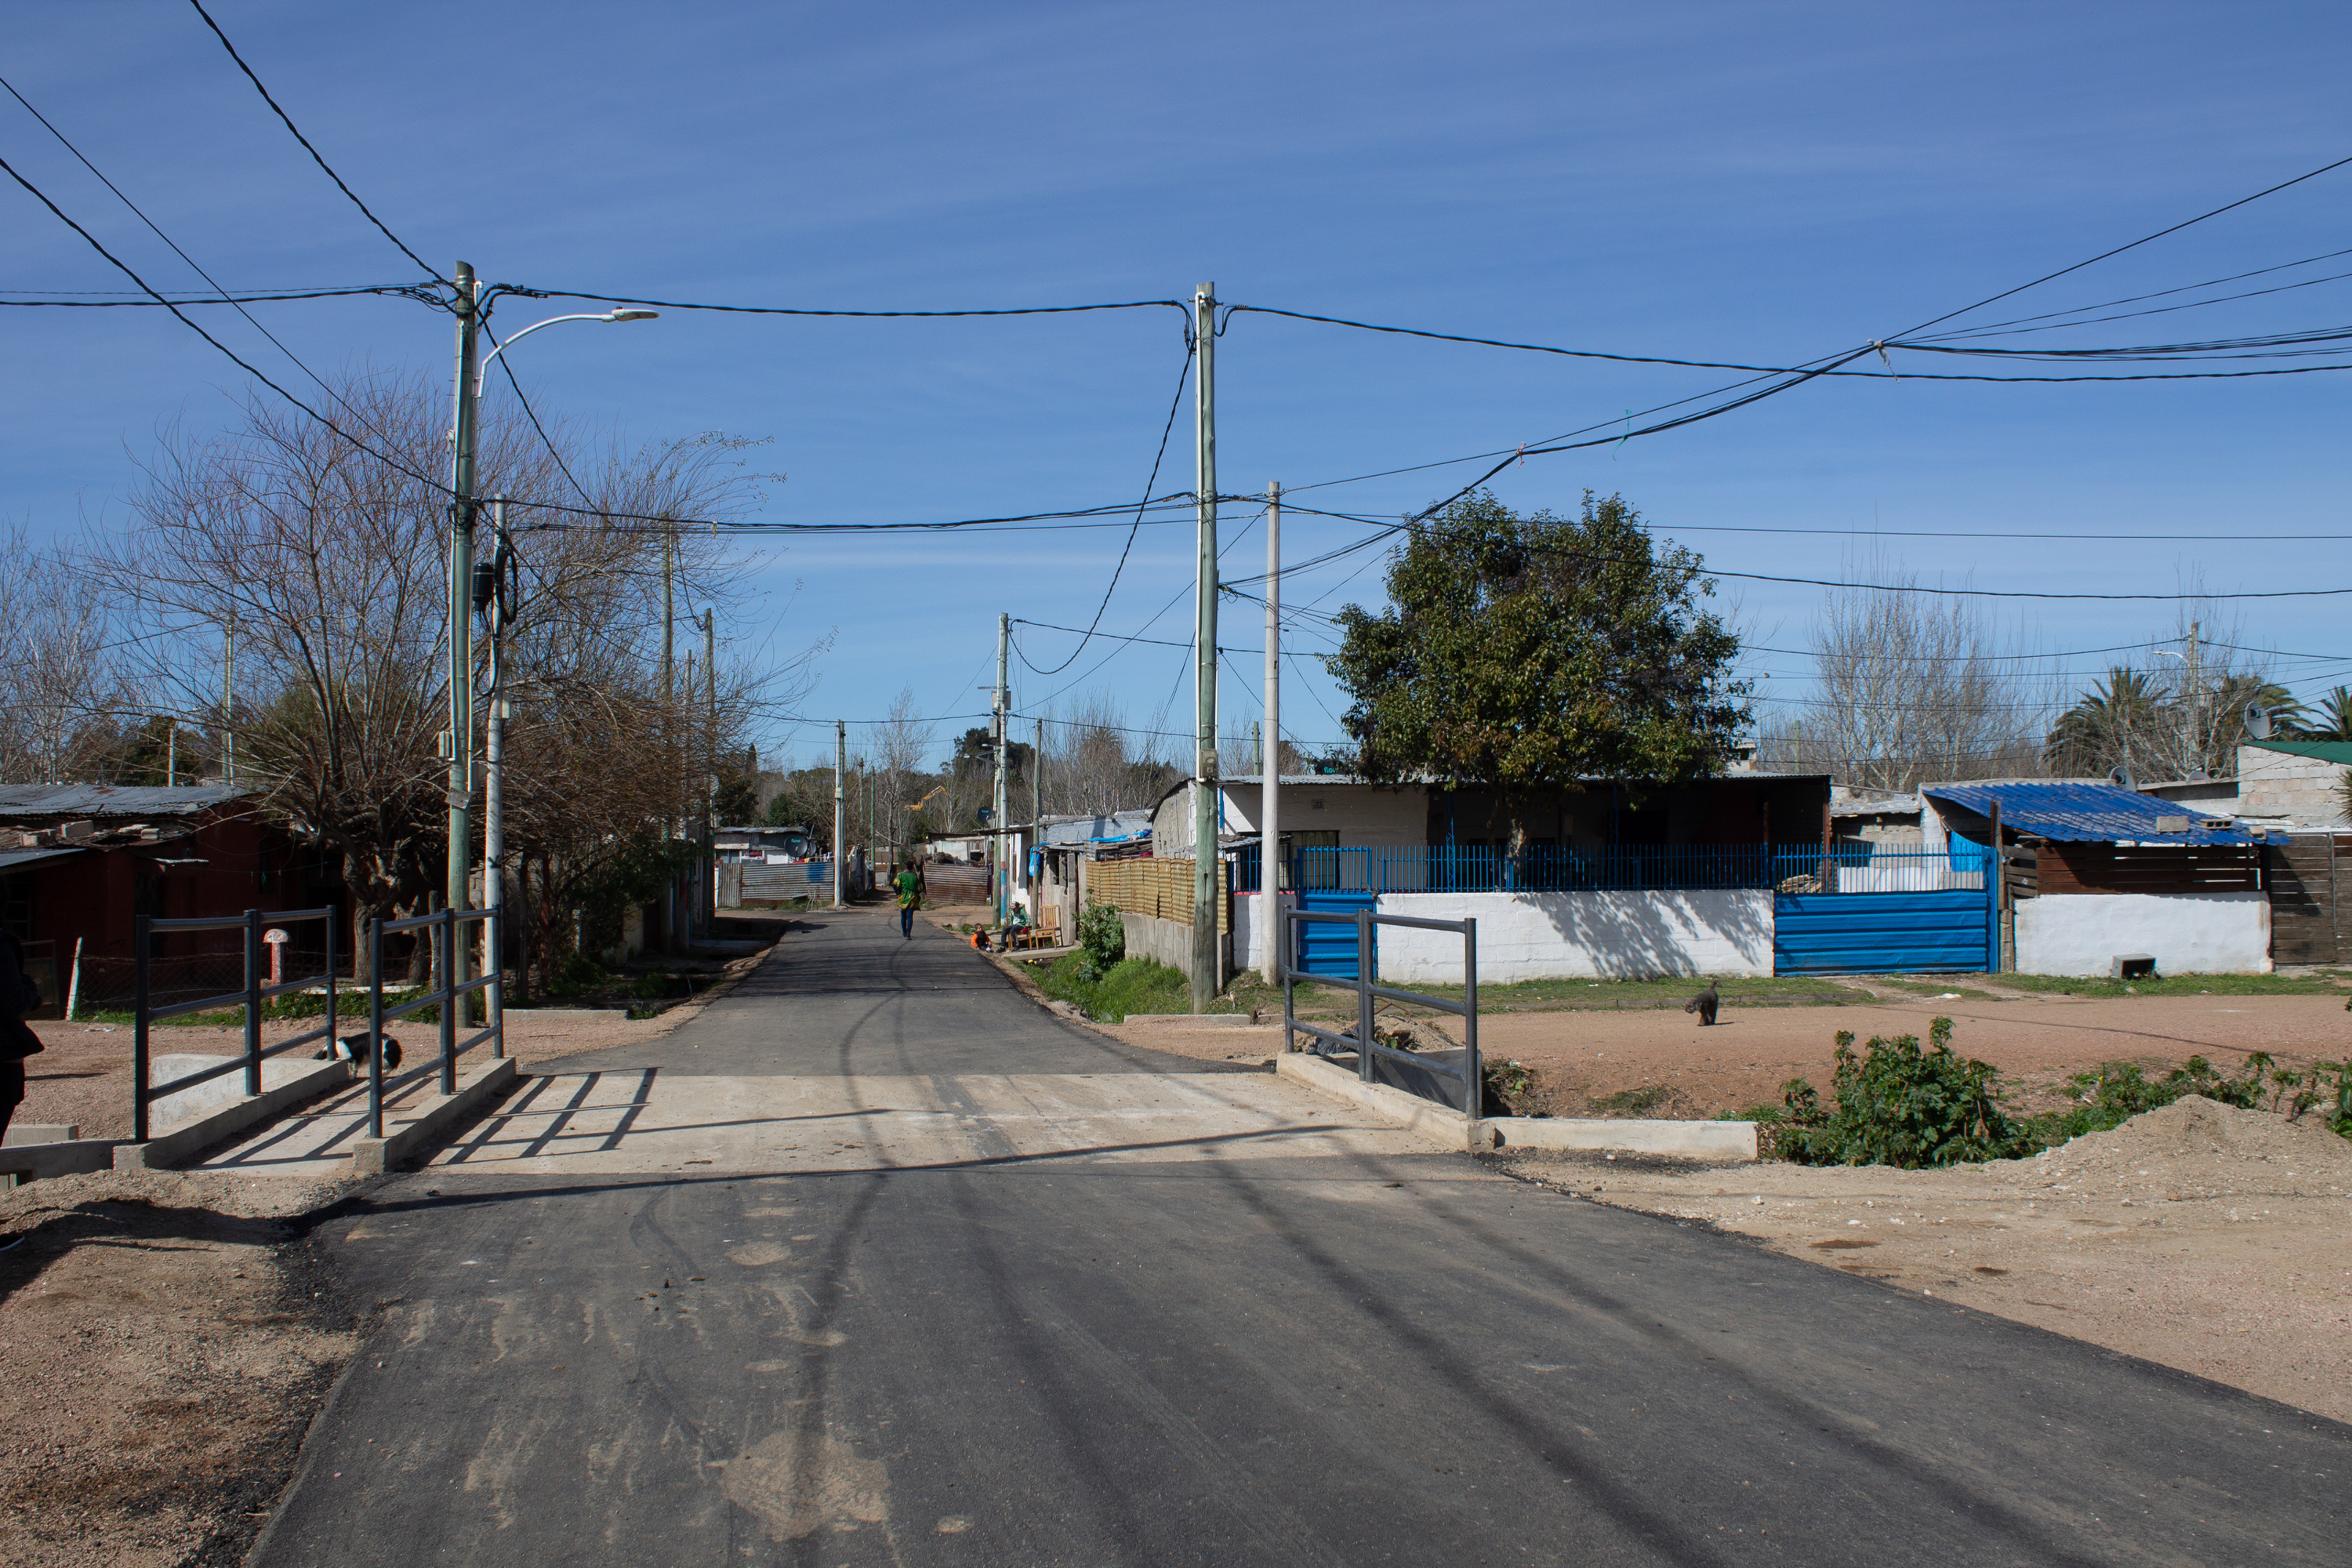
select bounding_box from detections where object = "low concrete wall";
[1118,911,1232,987]
[350,1056,519,1174]
[1276,1051,1474,1152]
[115,1058,353,1171]
[1480,1116,1756,1160]
[0,1139,118,1181]
[1372,890,1773,983]
[2015,891,2271,976]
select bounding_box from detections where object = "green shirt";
[893,870,922,909]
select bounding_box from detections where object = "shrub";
[1776,1017,2018,1169]
[2023,1054,2269,1146]
[1076,901,1125,982]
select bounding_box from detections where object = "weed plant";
[1029,953,1203,1022]
[1074,902,1125,983]
[1730,1018,2345,1167]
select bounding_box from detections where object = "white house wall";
[1232,891,1297,972]
[2014,891,2270,977]
[1370,891,1773,984]
[1153,781,1428,853]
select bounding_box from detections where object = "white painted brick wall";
[1371,890,1773,984]
[2015,891,2270,976]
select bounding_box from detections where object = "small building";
[0,784,312,1013]
[1830,791,1925,847]
[1921,782,2267,977]
[2235,739,2352,828]
[1029,811,1152,944]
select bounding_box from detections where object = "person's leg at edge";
[900,905,914,939]
[0,1057,23,1144]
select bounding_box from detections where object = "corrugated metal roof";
[0,846,92,873]
[1922,782,2256,845]
[2245,739,2352,765]
[0,783,249,818]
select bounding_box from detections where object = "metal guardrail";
[1280,908,1480,1116]
[132,906,341,1143]
[365,906,503,1139]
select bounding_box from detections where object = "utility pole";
[1191,281,1220,1010]
[445,261,483,999]
[1261,481,1280,985]
[221,614,235,785]
[2173,620,2192,780]
[481,499,507,1014]
[1033,713,1044,831]
[165,719,176,788]
[994,612,1011,925]
[833,720,846,910]
[704,607,717,935]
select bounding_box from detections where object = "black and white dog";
[316,1030,403,1072]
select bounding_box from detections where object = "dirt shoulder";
[15,941,777,1142]
[0,1171,365,1566]
[1494,1096,2352,1425]
[1417,992,2352,1120]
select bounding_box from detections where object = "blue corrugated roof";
[1923,782,2256,845]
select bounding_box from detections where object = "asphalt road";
[253,908,2347,1566]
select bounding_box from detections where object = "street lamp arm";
[476,308,659,396]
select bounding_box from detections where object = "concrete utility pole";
[994,612,1011,925]
[1261,480,1280,985]
[445,261,483,996]
[1191,282,1220,1010]
[833,720,847,909]
[165,720,176,788]
[2185,619,2202,776]
[704,607,717,935]
[222,612,236,785]
[481,499,509,1003]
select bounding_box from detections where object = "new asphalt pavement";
[251,907,2347,1565]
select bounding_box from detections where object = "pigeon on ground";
[1683,980,1719,1027]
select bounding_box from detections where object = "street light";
[443,273,659,1014]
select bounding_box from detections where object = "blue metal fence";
[1236,842,1987,895]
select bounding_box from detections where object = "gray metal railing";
[132,906,339,1143]
[1280,908,1481,1117]
[364,906,503,1139]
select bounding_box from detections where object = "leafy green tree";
[2296,684,2352,742]
[711,768,760,826]
[1325,490,1749,848]
[2044,666,2165,779]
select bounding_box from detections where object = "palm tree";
[2045,667,2169,779]
[2293,685,2352,742]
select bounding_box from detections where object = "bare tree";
[0,524,136,783]
[1037,691,1178,817]
[1759,560,2053,791]
[873,687,934,861]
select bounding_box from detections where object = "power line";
[1017,334,1195,676]
[1914,245,2352,339]
[501,285,1186,321]
[0,283,429,306]
[184,0,447,288]
[0,151,453,497]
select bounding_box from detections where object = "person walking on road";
[0,927,45,1144]
[892,861,926,939]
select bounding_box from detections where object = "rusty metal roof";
[0,784,249,819]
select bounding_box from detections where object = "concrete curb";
[349,1057,519,1175]
[0,1138,121,1181]
[1276,1051,1476,1152]
[1481,1116,1757,1160]
[1121,1012,1265,1028]
[114,1059,353,1172]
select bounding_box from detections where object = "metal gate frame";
[132,906,339,1143]
[1280,907,1481,1116]
[363,906,503,1139]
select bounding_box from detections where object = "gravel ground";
[1421,991,2352,1118]
[1494,1095,2352,1425]
[0,1171,363,1566]
[11,967,766,1145]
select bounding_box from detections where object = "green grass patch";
[1027,953,1252,1023]
[1971,971,2352,999]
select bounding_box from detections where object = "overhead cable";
[184,0,448,289]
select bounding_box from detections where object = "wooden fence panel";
[1085,857,1228,934]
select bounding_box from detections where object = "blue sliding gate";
[1772,844,1995,975]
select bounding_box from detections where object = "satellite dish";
[2244,702,2272,740]
[2109,764,2136,790]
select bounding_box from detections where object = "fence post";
[132,914,152,1143]
[368,919,386,1140]
[1463,917,1479,1119]
[1280,908,1295,1054]
[488,909,503,1059]
[1355,907,1374,1083]
[437,907,458,1095]
[243,908,263,1097]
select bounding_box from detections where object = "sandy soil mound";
[2031,1094,2352,1181]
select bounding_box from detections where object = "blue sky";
[7,1,2350,769]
